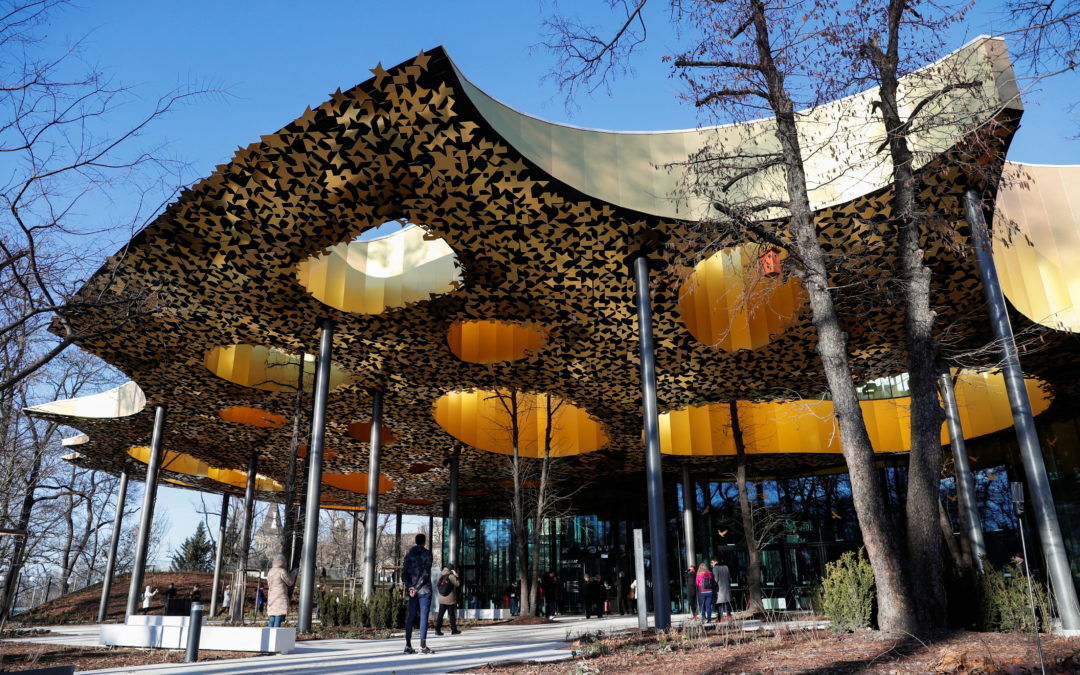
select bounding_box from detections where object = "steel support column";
[632,252,670,630]
[966,189,1080,629]
[298,318,334,633]
[938,372,987,569]
[394,506,403,581]
[98,467,129,623]
[428,514,434,552]
[231,451,258,624]
[448,449,460,569]
[209,493,230,616]
[362,390,384,601]
[680,464,696,575]
[125,406,165,618]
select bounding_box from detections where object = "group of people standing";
[686,556,733,622]
[401,532,464,655]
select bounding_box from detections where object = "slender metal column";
[298,318,334,633]
[966,189,1080,630]
[209,493,230,616]
[350,512,360,579]
[394,506,403,581]
[632,252,671,630]
[362,390,384,601]
[938,372,987,569]
[680,464,696,575]
[231,452,258,624]
[98,467,129,623]
[448,449,460,569]
[125,406,166,618]
[427,514,434,552]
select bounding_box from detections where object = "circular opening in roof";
[346,421,398,445]
[296,221,462,315]
[219,406,287,428]
[322,472,396,495]
[205,345,352,394]
[432,389,608,458]
[447,320,547,364]
[679,245,805,352]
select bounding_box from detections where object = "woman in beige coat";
[266,555,297,627]
[434,566,461,635]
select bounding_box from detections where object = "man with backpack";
[434,565,461,636]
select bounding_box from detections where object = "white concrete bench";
[100,616,294,654]
[456,608,507,620]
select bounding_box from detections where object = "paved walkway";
[5,613,825,674]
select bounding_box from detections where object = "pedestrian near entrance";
[711,556,733,620]
[266,555,298,627]
[434,566,461,635]
[695,563,715,621]
[220,586,231,616]
[141,585,158,611]
[506,580,520,616]
[584,574,604,619]
[685,565,698,618]
[402,533,435,655]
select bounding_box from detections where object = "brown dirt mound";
[11,571,257,625]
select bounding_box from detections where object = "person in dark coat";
[618,572,631,614]
[711,556,733,620]
[584,574,605,619]
[402,533,434,655]
[685,565,699,617]
[505,580,520,616]
[540,572,557,618]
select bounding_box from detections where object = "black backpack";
[437,574,453,596]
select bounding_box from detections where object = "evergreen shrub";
[977,560,1051,632]
[820,548,875,631]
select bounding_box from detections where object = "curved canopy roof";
[27,40,1079,511]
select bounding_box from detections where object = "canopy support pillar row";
[448,448,460,569]
[125,406,165,619]
[209,492,229,616]
[298,318,334,634]
[98,466,128,623]
[362,389,384,602]
[966,189,1080,630]
[938,371,986,569]
[632,252,671,631]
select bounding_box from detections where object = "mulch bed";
[0,641,269,672]
[506,616,556,626]
[461,627,1080,673]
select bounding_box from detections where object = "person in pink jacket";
[695,563,715,621]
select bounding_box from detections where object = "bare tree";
[0,0,215,393]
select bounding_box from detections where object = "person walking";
[711,556,733,621]
[255,584,265,615]
[505,580,520,617]
[434,565,461,636]
[266,554,298,627]
[695,563,715,622]
[584,574,604,619]
[220,586,232,616]
[540,572,557,618]
[618,572,631,615]
[402,533,435,655]
[685,565,699,618]
[190,584,201,602]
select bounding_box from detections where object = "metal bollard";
[186,602,204,663]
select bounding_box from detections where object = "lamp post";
[1010,482,1045,674]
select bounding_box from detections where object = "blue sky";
[38,1,1078,562]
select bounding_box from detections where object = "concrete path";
[5,613,826,674]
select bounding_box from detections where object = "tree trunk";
[0,448,43,625]
[730,401,764,614]
[507,391,532,617]
[747,0,917,635]
[867,1,949,630]
[938,499,965,569]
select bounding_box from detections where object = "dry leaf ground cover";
[464,624,1080,674]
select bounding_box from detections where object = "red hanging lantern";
[759,247,782,277]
